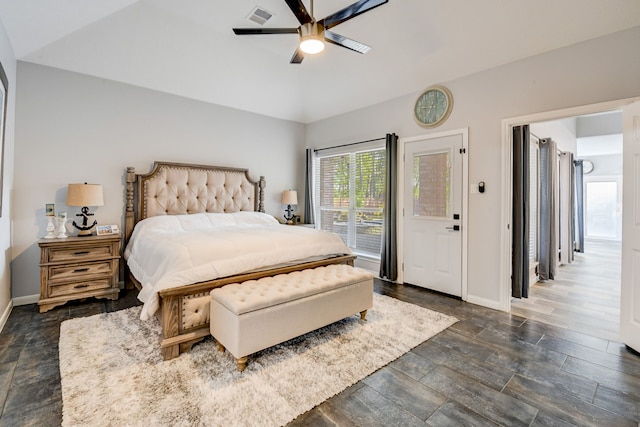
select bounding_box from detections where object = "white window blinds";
[314,145,386,258]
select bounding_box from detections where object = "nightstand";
[38,233,121,313]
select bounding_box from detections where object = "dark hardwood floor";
[1,243,639,426]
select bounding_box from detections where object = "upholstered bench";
[209,264,373,372]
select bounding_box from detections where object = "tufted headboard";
[125,161,265,243]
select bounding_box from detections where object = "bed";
[124,161,355,360]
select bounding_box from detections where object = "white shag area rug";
[59,294,457,427]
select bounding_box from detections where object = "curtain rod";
[313,136,386,153]
[535,134,568,155]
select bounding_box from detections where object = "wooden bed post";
[124,167,136,289]
[258,176,265,213]
[125,166,136,243]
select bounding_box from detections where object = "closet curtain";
[379,133,398,281]
[303,148,315,225]
[512,125,529,298]
[538,138,558,281]
[559,152,575,265]
[574,160,585,252]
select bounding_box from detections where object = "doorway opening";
[500,99,636,310]
[509,111,623,339]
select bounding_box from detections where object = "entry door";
[403,133,463,296]
[621,100,640,352]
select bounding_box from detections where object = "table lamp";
[66,183,104,236]
[281,190,298,224]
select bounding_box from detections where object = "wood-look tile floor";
[1,245,638,426]
[511,239,622,342]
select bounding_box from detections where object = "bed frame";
[124,161,355,360]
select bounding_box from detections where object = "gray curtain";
[569,153,576,262]
[512,125,529,298]
[574,160,585,252]
[303,148,315,225]
[539,138,558,280]
[379,133,398,281]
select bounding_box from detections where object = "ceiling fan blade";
[324,31,371,54]
[290,49,305,64]
[284,0,313,25]
[320,0,388,30]
[233,28,299,35]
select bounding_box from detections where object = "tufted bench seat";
[210,264,373,371]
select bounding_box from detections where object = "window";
[314,145,386,258]
[585,179,621,240]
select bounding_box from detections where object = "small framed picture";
[96,224,119,235]
[45,203,55,217]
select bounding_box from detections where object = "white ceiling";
[1,0,639,123]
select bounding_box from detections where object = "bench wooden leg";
[217,342,225,352]
[237,356,248,372]
[360,309,368,320]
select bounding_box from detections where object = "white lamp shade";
[281,190,298,205]
[66,183,104,207]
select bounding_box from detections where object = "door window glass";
[412,151,450,217]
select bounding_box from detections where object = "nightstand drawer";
[48,261,115,283]
[48,279,112,298]
[47,244,116,262]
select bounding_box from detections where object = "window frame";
[313,140,386,259]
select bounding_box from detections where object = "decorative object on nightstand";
[56,211,68,238]
[281,190,298,224]
[66,183,104,236]
[414,85,453,128]
[44,203,56,239]
[38,233,121,313]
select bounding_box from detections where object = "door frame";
[398,127,469,301]
[500,97,640,312]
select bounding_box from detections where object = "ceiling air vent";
[247,6,273,26]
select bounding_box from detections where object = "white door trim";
[500,97,640,313]
[398,128,468,301]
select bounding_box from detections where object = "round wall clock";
[583,159,594,174]
[414,85,453,128]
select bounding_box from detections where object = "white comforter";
[124,212,351,320]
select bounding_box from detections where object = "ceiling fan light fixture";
[299,22,325,54]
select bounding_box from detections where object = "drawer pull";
[73,284,89,289]
[74,251,90,256]
[73,268,90,273]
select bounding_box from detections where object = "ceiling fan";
[233,0,389,64]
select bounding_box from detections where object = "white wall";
[307,26,640,308]
[0,20,16,328]
[530,118,577,154]
[12,63,305,299]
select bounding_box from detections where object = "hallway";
[511,239,621,342]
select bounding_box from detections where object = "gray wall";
[12,63,306,299]
[307,26,640,307]
[0,20,16,322]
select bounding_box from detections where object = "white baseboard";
[354,257,379,276]
[466,294,505,312]
[0,300,13,333]
[13,294,39,306]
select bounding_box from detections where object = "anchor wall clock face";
[414,86,453,128]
